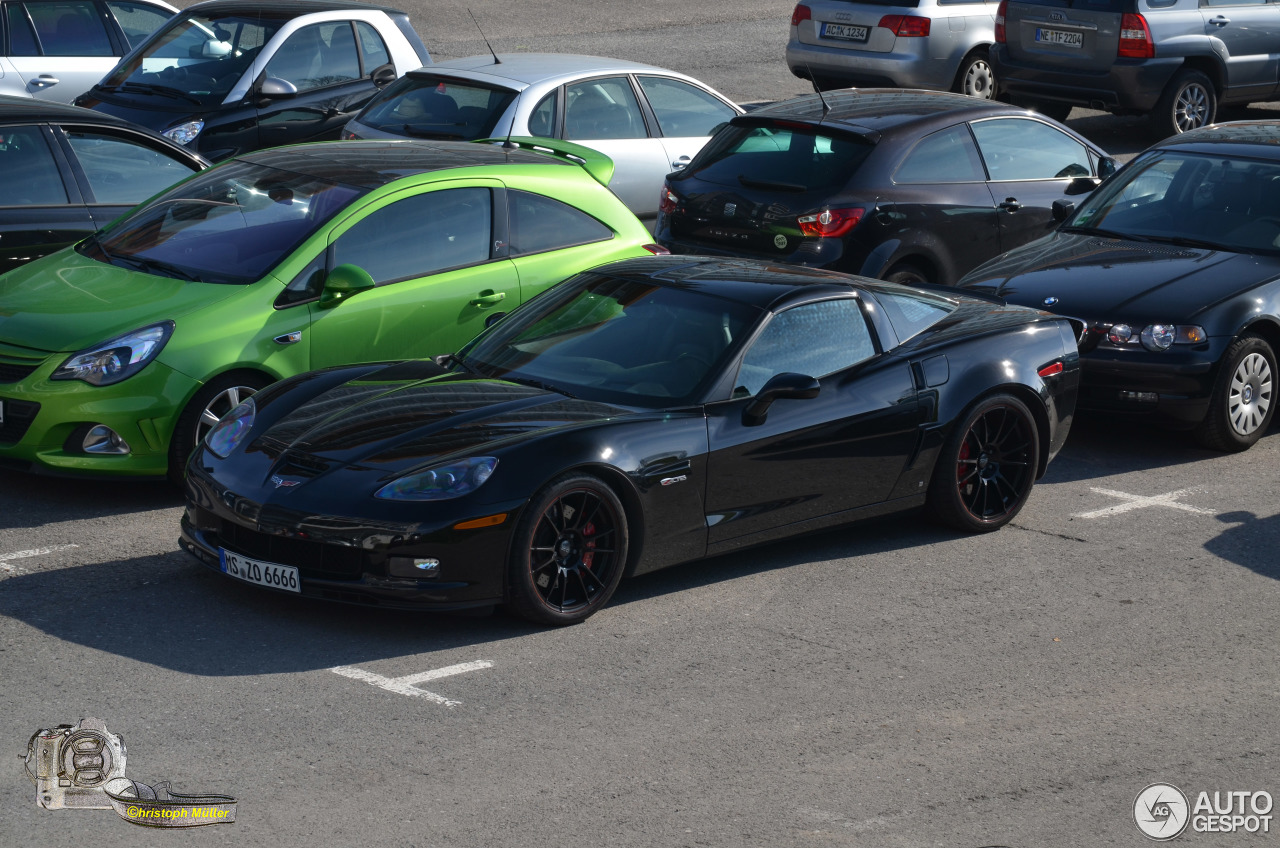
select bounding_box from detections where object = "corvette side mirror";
[742,372,820,426]
[318,264,375,309]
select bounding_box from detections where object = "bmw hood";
[0,251,240,353]
[961,232,1280,322]
[255,367,639,475]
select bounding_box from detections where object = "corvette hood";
[257,368,639,475]
[0,251,240,353]
[961,232,1280,323]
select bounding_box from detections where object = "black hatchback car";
[73,0,430,161]
[0,94,206,273]
[656,90,1116,286]
[960,121,1280,452]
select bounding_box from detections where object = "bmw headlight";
[1140,324,1176,351]
[1102,323,1206,350]
[163,120,205,145]
[205,396,256,458]
[375,457,498,501]
[51,321,174,386]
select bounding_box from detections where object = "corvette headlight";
[51,321,174,386]
[163,120,205,145]
[375,457,498,501]
[204,396,256,458]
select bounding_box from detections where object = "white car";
[0,0,176,102]
[343,54,744,218]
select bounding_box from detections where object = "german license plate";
[219,549,300,593]
[1035,27,1083,47]
[822,22,869,41]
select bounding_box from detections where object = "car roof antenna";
[805,63,832,119]
[468,9,501,65]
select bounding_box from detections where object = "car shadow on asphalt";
[1205,510,1280,581]
[0,467,180,530]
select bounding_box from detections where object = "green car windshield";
[460,273,760,407]
[81,161,366,284]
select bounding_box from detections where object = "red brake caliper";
[582,522,597,568]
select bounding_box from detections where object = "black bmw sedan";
[655,90,1116,286]
[960,122,1280,453]
[181,256,1080,625]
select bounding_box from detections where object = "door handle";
[998,197,1021,212]
[470,290,506,307]
[671,155,691,170]
[33,75,60,86]
[1208,15,1230,25]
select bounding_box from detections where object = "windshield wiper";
[120,82,203,105]
[1060,225,1150,242]
[505,375,577,399]
[738,174,807,192]
[111,254,203,282]
[1140,234,1223,251]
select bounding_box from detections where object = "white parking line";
[330,660,494,706]
[1074,488,1214,519]
[0,544,79,573]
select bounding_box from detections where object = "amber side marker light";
[454,513,508,530]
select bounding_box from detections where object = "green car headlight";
[51,321,175,386]
[376,457,498,501]
[204,397,256,458]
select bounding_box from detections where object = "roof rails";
[475,136,615,188]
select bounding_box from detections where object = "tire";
[954,52,996,100]
[1194,333,1276,452]
[1030,101,1073,123]
[168,372,269,485]
[927,393,1041,532]
[1151,69,1216,137]
[884,263,931,286]
[505,473,629,626]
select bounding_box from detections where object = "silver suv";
[993,0,1278,136]
[786,0,1001,98]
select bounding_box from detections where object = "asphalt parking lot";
[3,1,1280,846]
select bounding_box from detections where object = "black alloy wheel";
[928,394,1040,532]
[1195,333,1276,452]
[506,474,629,625]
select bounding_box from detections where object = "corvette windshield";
[80,161,366,284]
[461,274,760,407]
[97,14,285,106]
[1067,150,1280,255]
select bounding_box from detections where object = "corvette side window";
[735,299,875,397]
[0,126,68,206]
[66,130,200,204]
[333,187,492,284]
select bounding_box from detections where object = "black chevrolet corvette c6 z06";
[180,256,1080,625]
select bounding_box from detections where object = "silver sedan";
[342,53,743,218]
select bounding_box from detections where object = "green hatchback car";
[0,137,660,480]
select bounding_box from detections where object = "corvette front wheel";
[505,473,629,626]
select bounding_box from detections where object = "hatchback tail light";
[878,15,931,37]
[797,207,864,238]
[642,244,671,255]
[1118,13,1154,59]
[994,0,1007,43]
[791,3,811,26]
[659,183,679,214]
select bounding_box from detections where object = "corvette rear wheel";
[928,393,1040,532]
[1194,333,1276,452]
[505,474,629,625]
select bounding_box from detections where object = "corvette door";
[307,182,519,368]
[703,297,920,547]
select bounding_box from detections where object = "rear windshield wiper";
[737,174,807,192]
[399,124,466,139]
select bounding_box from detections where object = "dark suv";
[992,0,1279,137]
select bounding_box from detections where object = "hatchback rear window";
[1011,0,1127,10]
[358,75,517,141]
[684,123,873,192]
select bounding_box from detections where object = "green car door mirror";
[318,264,376,309]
